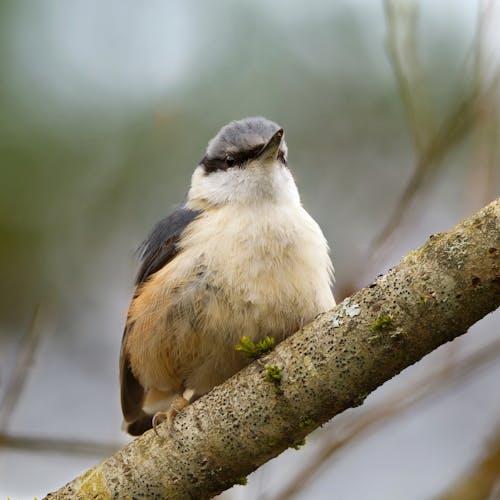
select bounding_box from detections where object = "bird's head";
[188,117,300,208]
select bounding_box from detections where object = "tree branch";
[276,335,500,500]
[45,199,499,499]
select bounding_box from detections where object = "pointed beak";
[255,128,284,162]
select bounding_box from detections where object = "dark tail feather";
[123,412,153,436]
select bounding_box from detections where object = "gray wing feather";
[136,204,202,284]
[120,203,202,434]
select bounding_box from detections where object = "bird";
[120,117,335,436]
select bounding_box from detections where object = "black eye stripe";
[201,145,287,174]
[201,156,227,174]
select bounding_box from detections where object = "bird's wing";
[135,205,202,285]
[120,204,202,431]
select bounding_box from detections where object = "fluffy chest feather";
[177,202,334,338]
[126,200,335,393]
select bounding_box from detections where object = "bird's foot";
[152,396,189,437]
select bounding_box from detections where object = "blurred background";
[0,0,499,498]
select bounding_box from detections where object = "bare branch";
[276,336,500,500]
[45,199,499,499]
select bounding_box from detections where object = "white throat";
[187,161,301,210]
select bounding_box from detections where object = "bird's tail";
[122,388,177,436]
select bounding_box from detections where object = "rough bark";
[45,199,499,499]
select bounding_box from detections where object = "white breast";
[177,201,335,344]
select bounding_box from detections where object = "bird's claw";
[152,411,170,437]
[152,396,189,437]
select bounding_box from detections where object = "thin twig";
[0,432,121,457]
[371,86,482,251]
[0,304,46,430]
[465,0,500,214]
[362,1,499,282]
[438,422,500,500]
[385,0,436,154]
[0,304,125,459]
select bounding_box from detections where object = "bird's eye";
[277,150,287,164]
[225,155,235,167]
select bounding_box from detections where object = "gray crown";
[206,117,283,159]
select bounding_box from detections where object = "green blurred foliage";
[0,0,483,329]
